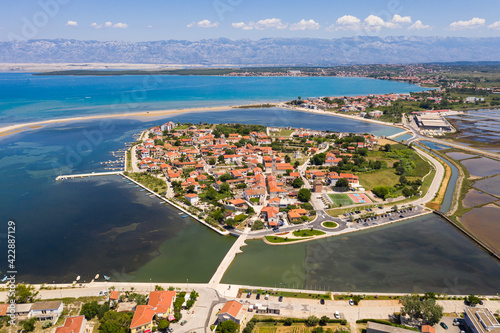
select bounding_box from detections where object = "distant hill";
[1,36,500,65]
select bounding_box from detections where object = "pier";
[209,228,250,287]
[56,171,123,180]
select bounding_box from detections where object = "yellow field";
[426,160,452,211]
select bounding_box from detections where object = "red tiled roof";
[55,316,85,333]
[220,301,242,318]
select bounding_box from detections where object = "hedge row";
[356,319,419,332]
[250,318,347,325]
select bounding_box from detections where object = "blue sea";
[0,73,428,124]
[1,73,499,290]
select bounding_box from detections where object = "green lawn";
[292,229,325,237]
[329,193,354,206]
[358,168,400,191]
[322,221,338,228]
[265,236,311,243]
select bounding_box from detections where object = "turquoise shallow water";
[0,74,498,290]
[0,73,427,124]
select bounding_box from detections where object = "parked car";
[278,296,283,302]
[320,298,325,305]
[256,293,261,300]
[247,291,251,298]
[167,328,173,332]
[440,322,449,330]
[349,299,354,306]
[180,320,187,326]
[334,311,340,319]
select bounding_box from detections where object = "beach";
[0,102,408,139]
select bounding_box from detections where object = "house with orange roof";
[0,304,8,317]
[242,188,266,203]
[184,193,199,205]
[340,173,359,186]
[109,291,120,307]
[130,291,176,333]
[287,209,308,223]
[54,316,87,333]
[260,206,279,225]
[217,300,246,325]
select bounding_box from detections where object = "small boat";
[182,215,189,218]
[103,275,110,281]
[1,276,8,282]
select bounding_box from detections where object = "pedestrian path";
[209,228,250,287]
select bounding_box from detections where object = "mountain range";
[1,36,500,65]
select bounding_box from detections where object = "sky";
[1,0,500,42]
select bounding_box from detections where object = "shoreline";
[0,102,407,139]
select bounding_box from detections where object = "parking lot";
[341,205,425,229]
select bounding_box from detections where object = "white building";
[28,301,63,322]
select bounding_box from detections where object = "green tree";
[216,320,239,333]
[399,175,407,185]
[312,327,324,333]
[157,319,170,331]
[10,284,38,304]
[335,178,349,189]
[155,285,165,291]
[298,188,311,202]
[285,155,291,163]
[467,294,481,306]
[218,155,225,163]
[294,161,300,168]
[22,318,36,332]
[306,315,320,327]
[246,206,255,215]
[284,318,293,326]
[319,316,329,326]
[292,177,304,188]
[206,187,218,201]
[209,158,216,165]
[80,301,100,320]
[251,220,264,230]
[98,311,133,333]
[372,186,395,200]
[219,182,230,193]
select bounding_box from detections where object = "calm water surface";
[223,215,500,294]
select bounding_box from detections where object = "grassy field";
[265,236,311,243]
[292,229,325,237]
[253,324,342,333]
[329,193,354,206]
[358,168,400,191]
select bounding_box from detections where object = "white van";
[334,311,340,319]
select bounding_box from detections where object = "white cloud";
[391,14,412,24]
[232,22,253,30]
[332,15,362,31]
[331,14,413,31]
[289,19,320,31]
[232,18,287,30]
[90,21,127,29]
[488,21,500,30]
[65,20,78,27]
[113,22,128,29]
[364,15,388,31]
[449,17,485,30]
[187,20,219,28]
[147,25,153,29]
[408,20,431,30]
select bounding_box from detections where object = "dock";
[209,228,250,287]
[56,171,123,180]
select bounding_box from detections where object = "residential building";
[366,321,418,333]
[217,301,246,325]
[28,301,63,322]
[130,291,176,333]
[184,193,199,205]
[55,316,87,333]
[464,307,500,333]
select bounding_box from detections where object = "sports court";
[348,193,372,204]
